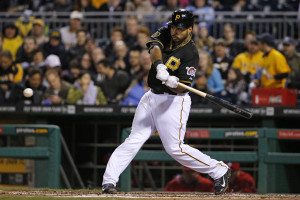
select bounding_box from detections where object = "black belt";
[151,89,179,95]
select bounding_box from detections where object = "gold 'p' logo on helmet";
[175,14,180,21]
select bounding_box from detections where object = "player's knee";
[165,145,182,156]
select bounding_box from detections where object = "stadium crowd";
[0,0,299,106]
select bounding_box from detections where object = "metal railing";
[0,11,299,41]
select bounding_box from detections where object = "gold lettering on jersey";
[166,56,180,71]
[175,15,180,21]
[151,31,160,38]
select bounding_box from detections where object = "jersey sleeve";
[146,26,170,51]
[176,48,199,85]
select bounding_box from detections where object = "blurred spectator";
[112,40,129,71]
[140,49,152,72]
[85,38,98,56]
[222,23,244,57]
[228,162,256,193]
[80,53,95,76]
[67,29,88,62]
[62,59,82,83]
[42,68,72,105]
[44,54,62,72]
[28,0,54,12]
[60,11,84,49]
[96,59,130,104]
[124,16,139,48]
[243,30,256,48]
[212,39,233,81]
[120,71,149,106]
[135,26,150,50]
[2,23,23,61]
[125,0,155,12]
[119,49,151,106]
[0,51,24,104]
[47,0,73,12]
[194,22,215,53]
[232,0,247,12]
[42,30,66,68]
[282,37,300,89]
[16,36,38,70]
[104,27,124,58]
[273,0,293,12]
[190,71,208,105]
[157,0,179,11]
[232,38,263,82]
[199,50,224,96]
[0,35,3,52]
[10,69,46,105]
[164,167,213,192]
[67,72,107,105]
[128,48,142,78]
[245,0,262,11]
[91,47,106,67]
[222,68,249,105]
[211,0,225,11]
[254,33,291,88]
[30,19,49,46]
[15,10,35,38]
[186,0,215,27]
[0,51,23,84]
[74,0,98,12]
[31,48,46,70]
[98,0,125,11]
[94,60,106,86]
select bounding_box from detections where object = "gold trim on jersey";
[171,34,192,51]
[147,40,164,49]
[166,56,181,71]
[178,98,210,166]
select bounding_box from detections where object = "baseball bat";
[178,82,253,119]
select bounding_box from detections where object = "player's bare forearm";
[149,45,163,63]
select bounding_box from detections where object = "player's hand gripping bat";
[178,82,253,119]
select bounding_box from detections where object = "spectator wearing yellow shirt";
[15,10,35,37]
[0,51,24,104]
[256,33,290,88]
[2,23,23,61]
[232,39,263,81]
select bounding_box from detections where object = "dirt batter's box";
[0,124,61,188]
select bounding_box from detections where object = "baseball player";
[102,9,231,195]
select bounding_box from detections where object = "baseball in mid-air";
[23,88,33,98]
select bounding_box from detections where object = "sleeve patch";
[186,67,196,77]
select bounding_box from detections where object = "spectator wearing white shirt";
[60,11,83,49]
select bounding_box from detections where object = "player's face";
[171,25,192,44]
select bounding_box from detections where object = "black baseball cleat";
[214,169,231,195]
[102,183,117,194]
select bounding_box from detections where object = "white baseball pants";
[102,90,228,186]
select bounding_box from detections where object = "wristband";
[153,60,163,68]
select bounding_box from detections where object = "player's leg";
[154,94,230,194]
[102,91,155,192]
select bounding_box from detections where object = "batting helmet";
[170,9,194,29]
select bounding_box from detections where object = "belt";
[151,89,186,96]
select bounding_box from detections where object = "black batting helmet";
[170,9,194,29]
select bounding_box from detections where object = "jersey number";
[166,56,180,71]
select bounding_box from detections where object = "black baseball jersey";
[146,25,199,94]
